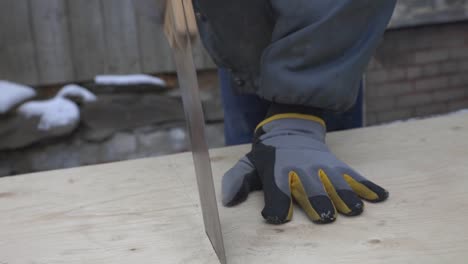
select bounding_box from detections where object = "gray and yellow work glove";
[222,113,388,224]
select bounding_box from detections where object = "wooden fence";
[0,0,214,86]
[1,0,467,86]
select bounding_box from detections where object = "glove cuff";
[256,113,326,132]
[256,102,326,131]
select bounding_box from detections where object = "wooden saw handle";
[164,0,199,48]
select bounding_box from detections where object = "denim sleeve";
[194,0,396,112]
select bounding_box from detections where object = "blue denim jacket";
[194,0,396,112]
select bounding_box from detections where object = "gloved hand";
[222,113,388,224]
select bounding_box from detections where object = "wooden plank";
[29,0,74,85]
[0,157,219,264]
[134,0,175,73]
[100,0,142,74]
[0,0,39,84]
[2,114,468,263]
[66,0,107,81]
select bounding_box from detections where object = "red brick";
[366,69,406,84]
[397,93,432,107]
[414,50,449,64]
[365,113,378,126]
[407,67,423,79]
[422,64,440,76]
[449,75,468,87]
[448,99,468,111]
[367,82,413,97]
[449,49,468,59]
[364,23,468,122]
[366,96,395,112]
[415,103,448,117]
[433,89,466,102]
[366,70,387,84]
[414,77,449,91]
[367,58,382,70]
[440,62,459,74]
[397,30,433,51]
[377,109,413,123]
[459,61,468,71]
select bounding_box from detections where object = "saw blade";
[164,1,227,263]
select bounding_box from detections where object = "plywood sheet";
[1,113,468,263]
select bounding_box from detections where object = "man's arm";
[194,0,396,224]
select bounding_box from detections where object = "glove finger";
[340,168,389,202]
[318,169,364,216]
[260,170,293,225]
[222,155,261,207]
[290,169,336,224]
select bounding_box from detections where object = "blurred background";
[1,0,468,177]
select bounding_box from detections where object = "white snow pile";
[18,97,80,131]
[94,74,166,87]
[57,84,97,103]
[9,83,95,132]
[0,80,37,114]
[169,127,187,150]
[169,127,186,141]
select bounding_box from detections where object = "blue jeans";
[219,68,364,146]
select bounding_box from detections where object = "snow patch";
[169,127,186,150]
[169,127,186,141]
[0,80,36,114]
[18,97,80,131]
[94,74,166,87]
[57,84,97,103]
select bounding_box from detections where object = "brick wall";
[365,21,468,125]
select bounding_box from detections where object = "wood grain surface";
[1,113,468,263]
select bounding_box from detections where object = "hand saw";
[163,1,227,263]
